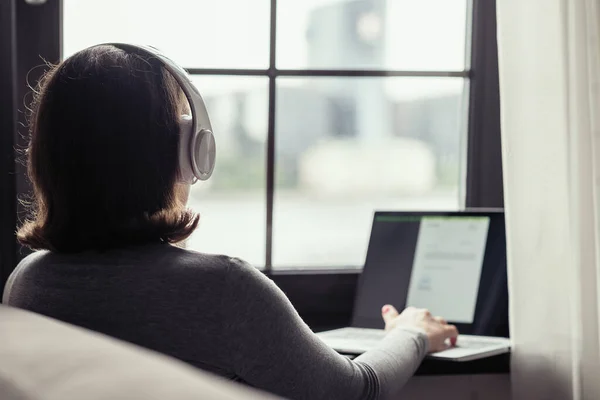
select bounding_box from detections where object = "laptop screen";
[351,211,509,337]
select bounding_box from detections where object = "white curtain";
[497,0,600,398]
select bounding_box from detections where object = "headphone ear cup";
[178,115,196,184]
[191,129,216,181]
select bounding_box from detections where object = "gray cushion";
[0,305,282,400]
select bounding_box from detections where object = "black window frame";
[0,0,19,289]
[0,0,502,287]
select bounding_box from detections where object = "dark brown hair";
[17,44,199,252]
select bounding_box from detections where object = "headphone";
[98,43,216,184]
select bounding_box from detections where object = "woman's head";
[18,44,199,252]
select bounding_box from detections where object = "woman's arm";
[220,258,428,400]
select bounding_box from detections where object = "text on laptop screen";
[351,212,508,336]
[406,216,489,323]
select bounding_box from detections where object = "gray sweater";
[3,243,428,400]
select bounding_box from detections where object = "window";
[63,0,471,269]
[63,0,271,68]
[187,76,268,266]
[273,76,466,267]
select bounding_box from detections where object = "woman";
[3,44,458,400]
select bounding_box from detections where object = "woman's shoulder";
[4,251,51,303]
[14,250,52,272]
[176,247,272,288]
[170,246,249,269]
[167,246,259,279]
[166,248,274,303]
[14,245,254,271]
[10,245,262,288]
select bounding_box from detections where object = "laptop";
[316,210,511,362]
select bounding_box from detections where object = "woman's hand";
[381,304,459,352]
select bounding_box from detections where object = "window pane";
[63,0,270,68]
[186,76,268,267]
[277,0,469,71]
[273,77,466,268]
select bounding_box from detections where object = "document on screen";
[406,217,490,323]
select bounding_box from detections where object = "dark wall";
[0,1,63,293]
[0,0,18,289]
[466,0,503,208]
[14,0,62,261]
[271,271,359,331]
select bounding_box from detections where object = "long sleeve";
[220,258,429,400]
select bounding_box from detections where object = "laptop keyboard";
[456,337,498,349]
[321,328,505,350]
[330,329,385,341]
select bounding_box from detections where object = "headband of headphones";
[95,43,216,183]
